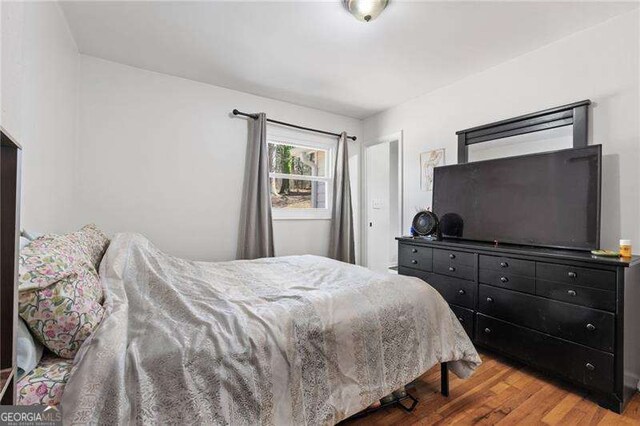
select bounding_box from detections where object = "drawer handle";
[585,363,595,371]
[411,260,418,265]
[449,254,456,259]
[567,289,577,297]
[458,317,464,323]
[500,276,509,283]
[568,271,577,278]
[484,328,491,334]
[486,297,494,303]
[412,248,418,253]
[449,266,456,272]
[500,262,508,268]
[586,323,596,331]
[458,289,465,295]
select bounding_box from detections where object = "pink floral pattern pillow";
[66,224,110,271]
[17,355,73,406]
[18,235,83,292]
[18,225,109,358]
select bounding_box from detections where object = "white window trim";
[267,129,335,220]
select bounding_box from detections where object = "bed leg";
[441,362,449,397]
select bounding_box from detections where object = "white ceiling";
[60,1,638,119]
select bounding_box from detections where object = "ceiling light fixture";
[343,0,389,23]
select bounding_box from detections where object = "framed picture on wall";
[420,148,445,191]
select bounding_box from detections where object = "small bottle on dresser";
[620,239,632,258]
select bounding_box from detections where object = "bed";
[17,228,480,425]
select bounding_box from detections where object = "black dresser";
[397,236,640,413]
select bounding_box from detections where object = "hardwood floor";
[342,350,640,425]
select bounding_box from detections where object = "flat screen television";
[432,145,601,251]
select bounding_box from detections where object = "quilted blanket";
[62,233,480,425]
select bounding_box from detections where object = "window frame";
[267,128,335,220]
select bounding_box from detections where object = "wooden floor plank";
[340,350,640,425]
[494,382,565,425]
[541,392,583,425]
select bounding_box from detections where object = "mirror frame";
[456,99,590,164]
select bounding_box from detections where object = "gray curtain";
[237,113,275,259]
[329,132,355,264]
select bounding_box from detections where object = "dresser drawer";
[427,273,476,309]
[479,255,535,277]
[398,244,432,271]
[479,269,535,294]
[400,269,476,309]
[536,263,616,291]
[450,304,474,339]
[536,280,615,312]
[476,314,614,393]
[434,262,475,281]
[433,248,475,267]
[478,285,614,352]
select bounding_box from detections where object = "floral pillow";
[66,224,110,271]
[17,355,73,406]
[18,235,84,292]
[18,226,109,358]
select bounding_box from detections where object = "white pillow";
[19,236,30,250]
[16,319,44,380]
[21,229,42,241]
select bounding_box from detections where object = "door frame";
[361,131,404,269]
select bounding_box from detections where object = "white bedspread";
[62,233,480,425]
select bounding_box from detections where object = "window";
[268,132,334,220]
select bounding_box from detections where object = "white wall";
[75,56,361,261]
[363,10,640,251]
[1,1,79,233]
[5,2,635,260]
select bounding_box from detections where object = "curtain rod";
[232,109,357,141]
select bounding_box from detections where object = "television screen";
[432,145,601,250]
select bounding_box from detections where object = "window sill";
[272,216,332,221]
[272,208,331,221]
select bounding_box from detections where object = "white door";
[365,141,400,273]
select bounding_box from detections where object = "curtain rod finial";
[232,109,239,115]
